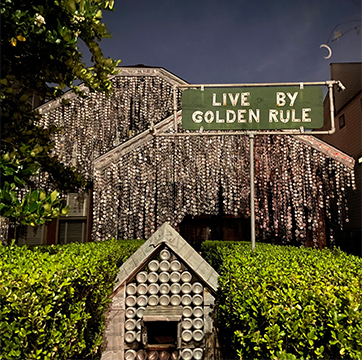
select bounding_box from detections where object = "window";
[339,114,345,129]
[18,225,45,246]
[58,193,88,244]
[64,193,88,217]
[142,306,182,349]
[143,321,178,346]
[58,219,87,244]
[16,193,89,245]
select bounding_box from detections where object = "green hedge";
[201,240,249,273]
[0,239,144,360]
[201,241,362,360]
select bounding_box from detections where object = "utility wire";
[326,20,361,43]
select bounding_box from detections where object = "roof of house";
[113,222,219,294]
[330,63,362,114]
[37,66,188,114]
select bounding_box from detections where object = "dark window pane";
[58,220,86,244]
[339,114,345,129]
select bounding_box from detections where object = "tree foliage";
[0,0,120,227]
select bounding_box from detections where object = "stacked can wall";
[38,74,182,179]
[93,134,356,247]
[124,246,208,360]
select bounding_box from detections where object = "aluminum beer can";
[170,351,179,360]
[148,283,159,295]
[170,260,181,271]
[180,271,192,283]
[169,271,181,283]
[126,283,137,295]
[181,283,192,294]
[159,272,170,283]
[159,283,170,294]
[137,283,148,295]
[136,295,148,307]
[193,329,204,341]
[182,318,192,330]
[181,294,192,306]
[160,249,171,260]
[193,348,203,360]
[181,349,192,360]
[159,351,170,360]
[126,295,137,307]
[148,272,159,283]
[125,318,136,331]
[170,283,181,294]
[159,294,170,306]
[182,306,193,318]
[193,306,203,318]
[192,282,203,294]
[170,294,181,306]
[192,294,203,306]
[125,330,136,343]
[136,307,145,318]
[125,307,136,319]
[148,294,159,306]
[159,260,170,271]
[136,271,148,283]
[136,350,147,360]
[125,349,137,360]
[181,329,192,342]
[147,350,158,360]
[148,260,159,272]
[193,318,204,329]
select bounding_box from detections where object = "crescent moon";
[320,44,332,59]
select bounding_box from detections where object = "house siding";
[317,63,362,256]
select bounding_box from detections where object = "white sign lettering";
[268,108,312,123]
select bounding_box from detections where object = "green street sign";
[181,86,323,130]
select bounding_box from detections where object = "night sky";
[98,0,361,85]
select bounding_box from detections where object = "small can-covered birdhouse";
[101,223,220,360]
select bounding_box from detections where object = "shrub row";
[201,240,249,273]
[201,241,362,360]
[0,239,144,360]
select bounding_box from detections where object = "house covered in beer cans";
[7,65,356,251]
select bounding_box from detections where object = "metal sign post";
[249,133,256,251]
[155,80,345,252]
